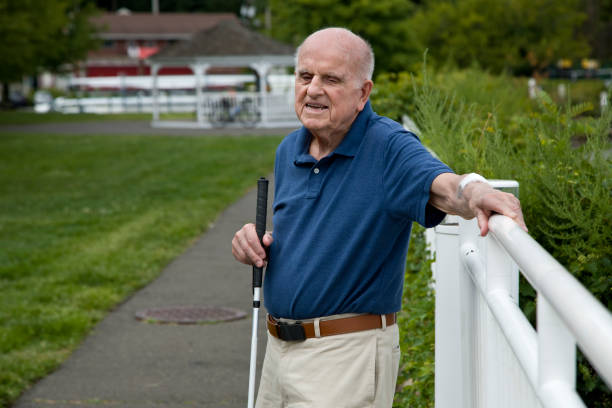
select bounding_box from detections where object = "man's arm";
[429,172,527,236]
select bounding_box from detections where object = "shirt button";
[313,168,320,174]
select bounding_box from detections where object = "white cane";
[248,177,268,408]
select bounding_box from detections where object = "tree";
[0,0,100,106]
[408,0,590,75]
[265,0,420,75]
[582,0,612,63]
[94,0,243,14]
[264,0,591,76]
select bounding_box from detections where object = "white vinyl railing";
[430,180,612,408]
[40,92,299,129]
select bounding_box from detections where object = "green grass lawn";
[0,111,151,125]
[0,132,282,407]
[0,110,217,125]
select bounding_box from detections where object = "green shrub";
[376,66,611,407]
[433,68,531,121]
[372,72,420,122]
[540,79,609,115]
[372,67,534,134]
[418,72,610,407]
[394,224,435,408]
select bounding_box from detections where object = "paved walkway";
[11,120,278,407]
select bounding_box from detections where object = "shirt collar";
[294,101,374,165]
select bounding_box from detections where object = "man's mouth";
[305,102,328,111]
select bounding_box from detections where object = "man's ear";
[358,80,373,110]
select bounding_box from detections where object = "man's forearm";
[429,172,489,218]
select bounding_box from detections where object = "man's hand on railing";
[430,172,528,236]
[465,182,527,236]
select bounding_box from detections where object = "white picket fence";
[430,180,612,408]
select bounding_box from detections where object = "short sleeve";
[383,130,453,227]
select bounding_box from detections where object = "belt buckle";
[276,321,306,341]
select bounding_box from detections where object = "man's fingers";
[231,233,251,265]
[262,231,274,247]
[244,237,265,267]
[231,224,273,267]
[478,191,528,234]
[492,193,528,232]
[476,209,490,236]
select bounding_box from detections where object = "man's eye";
[300,74,312,82]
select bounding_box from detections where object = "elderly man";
[232,28,525,407]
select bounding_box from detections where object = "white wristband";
[457,173,489,198]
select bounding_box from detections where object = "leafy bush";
[371,72,420,122]
[394,224,434,408]
[406,0,589,75]
[375,67,611,407]
[540,79,610,115]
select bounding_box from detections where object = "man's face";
[294,42,370,141]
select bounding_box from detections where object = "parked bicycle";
[207,96,261,127]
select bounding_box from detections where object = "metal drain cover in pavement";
[135,306,246,324]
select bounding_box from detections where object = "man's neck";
[309,131,344,161]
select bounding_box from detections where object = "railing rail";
[487,215,612,387]
[431,180,612,408]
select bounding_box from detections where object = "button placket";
[306,161,325,198]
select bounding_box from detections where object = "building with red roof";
[85,10,239,77]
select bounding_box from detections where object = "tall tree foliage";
[264,0,591,76]
[0,0,99,104]
[265,0,419,75]
[406,0,590,74]
[95,0,243,14]
[582,0,612,62]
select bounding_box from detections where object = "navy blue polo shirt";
[264,101,453,320]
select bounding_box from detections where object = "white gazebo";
[148,19,298,128]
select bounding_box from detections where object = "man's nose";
[306,76,324,97]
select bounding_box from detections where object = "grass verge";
[0,111,150,125]
[0,132,282,407]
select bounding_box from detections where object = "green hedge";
[374,68,612,407]
[394,224,435,408]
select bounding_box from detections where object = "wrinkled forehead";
[297,40,355,75]
[297,46,349,69]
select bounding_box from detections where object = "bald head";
[295,28,375,82]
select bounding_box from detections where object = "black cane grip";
[253,177,268,289]
[255,177,268,245]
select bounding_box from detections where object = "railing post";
[433,215,474,408]
[537,296,585,407]
[190,63,209,126]
[459,215,521,408]
[151,64,160,122]
[434,180,521,408]
[459,180,521,408]
[250,62,271,127]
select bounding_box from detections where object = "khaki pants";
[256,319,400,408]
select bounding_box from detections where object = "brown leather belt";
[267,313,396,341]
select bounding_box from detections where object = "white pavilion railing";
[429,180,612,408]
[46,92,299,129]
